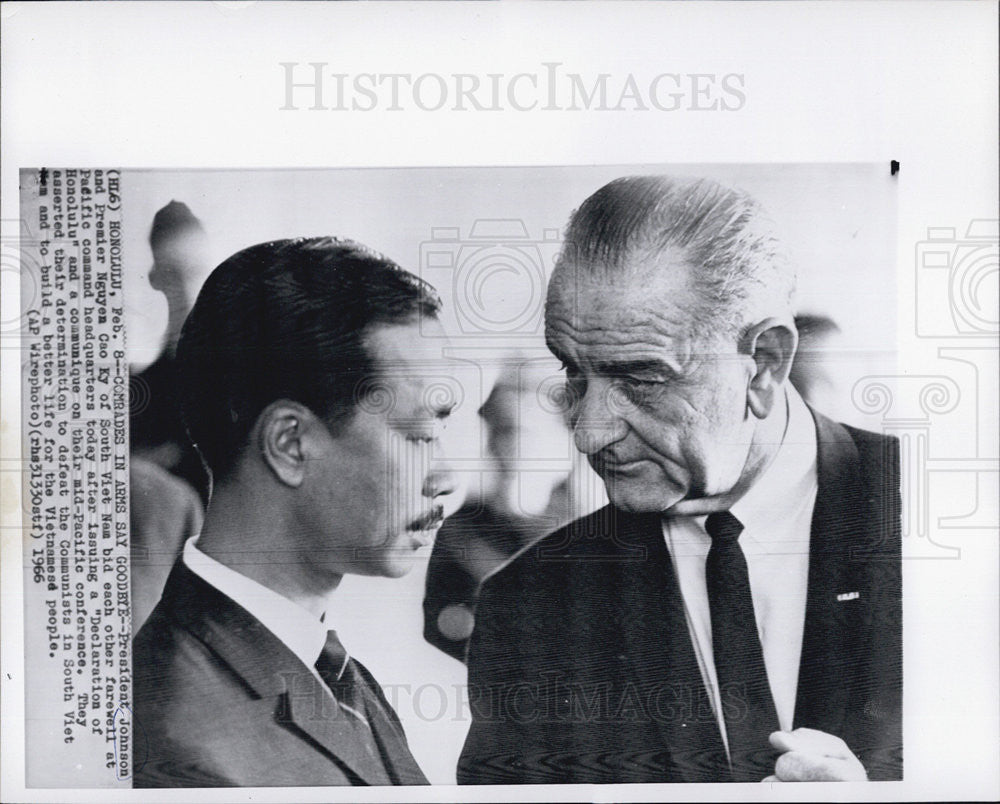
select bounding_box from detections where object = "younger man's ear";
[741,318,798,420]
[255,400,314,488]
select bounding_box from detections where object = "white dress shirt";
[182,536,329,682]
[662,388,818,752]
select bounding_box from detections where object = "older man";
[134,237,456,787]
[458,176,901,784]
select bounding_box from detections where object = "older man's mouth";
[593,455,649,476]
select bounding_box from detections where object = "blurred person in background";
[130,458,204,631]
[423,356,594,662]
[789,313,845,418]
[130,200,213,500]
[129,201,214,631]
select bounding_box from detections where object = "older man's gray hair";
[551,174,797,343]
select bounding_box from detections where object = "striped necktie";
[315,629,371,728]
[314,629,431,785]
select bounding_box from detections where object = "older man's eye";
[617,376,662,404]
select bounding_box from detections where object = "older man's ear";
[743,319,798,419]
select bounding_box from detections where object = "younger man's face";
[301,318,458,580]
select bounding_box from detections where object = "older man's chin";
[601,473,687,515]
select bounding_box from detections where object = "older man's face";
[544,255,759,515]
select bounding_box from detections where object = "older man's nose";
[572,382,628,455]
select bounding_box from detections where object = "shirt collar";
[182,536,329,669]
[729,386,818,542]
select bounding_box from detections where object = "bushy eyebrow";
[546,325,682,378]
[551,352,675,379]
[592,358,673,378]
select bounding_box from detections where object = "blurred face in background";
[149,226,212,294]
[483,366,570,467]
[789,315,845,419]
[479,359,575,518]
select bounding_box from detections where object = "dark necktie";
[315,629,427,785]
[704,511,780,782]
[315,629,372,728]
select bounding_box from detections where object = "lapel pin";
[836,591,860,602]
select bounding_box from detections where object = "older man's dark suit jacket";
[133,562,428,787]
[458,411,901,784]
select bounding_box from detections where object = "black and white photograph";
[2,3,997,803]
[116,164,900,789]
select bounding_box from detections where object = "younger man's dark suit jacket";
[133,562,428,787]
[458,411,902,784]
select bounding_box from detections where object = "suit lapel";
[618,510,729,782]
[276,675,394,785]
[159,561,394,785]
[352,659,429,785]
[793,411,867,734]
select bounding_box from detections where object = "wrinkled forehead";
[546,253,698,335]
